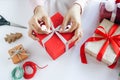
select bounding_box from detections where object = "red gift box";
[34,12,75,60]
[99,1,120,24]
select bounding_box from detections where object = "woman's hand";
[28,6,51,40]
[60,4,83,44]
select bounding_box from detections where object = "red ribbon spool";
[23,61,47,79]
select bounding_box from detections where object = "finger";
[67,25,82,44]
[33,16,41,30]
[30,21,48,34]
[66,21,77,33]
[28,28,39,41]
[67,35,78,45]
[75,34,82,45]
[30,16,49,34]
[60,15,70,32]
[42,16,51,31]
[75,26,83,44]
[30,23,42,34]
[29,17,41,33]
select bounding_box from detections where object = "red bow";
[80,24,120,68]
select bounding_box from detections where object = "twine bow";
[8,47,28,61]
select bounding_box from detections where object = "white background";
[0,0,120,80]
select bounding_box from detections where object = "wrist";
[73,4,82,14]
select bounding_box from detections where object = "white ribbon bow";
[41,25,69,52]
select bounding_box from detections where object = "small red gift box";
[99,1,120,24]
[34,12,75,60]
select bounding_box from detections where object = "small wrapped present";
[8,44,28,64]
[80,19,120,68]
[99,0,120,24]
[34,12,75,60]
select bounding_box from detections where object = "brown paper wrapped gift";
[8,44,28,64]
[80,19,120,67]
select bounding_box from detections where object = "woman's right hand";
[28,6,51,40]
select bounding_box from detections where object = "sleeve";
[74,0,89,14]
[29,0,45,11]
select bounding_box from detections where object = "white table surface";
[0,0,120,80]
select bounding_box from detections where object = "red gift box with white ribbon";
[80,19,120,68]
[99,0,120,24]
[34,12,75,60]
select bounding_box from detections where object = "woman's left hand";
[60,4,83,45]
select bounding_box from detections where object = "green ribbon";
[11,66,24,80]
[119,72,120,76]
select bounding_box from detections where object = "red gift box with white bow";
[99,0,120,24]
[34,12,75,60]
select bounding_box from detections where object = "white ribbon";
[110,3,120,22]
[41,25,69,52]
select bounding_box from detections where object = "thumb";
[43,16,51,29]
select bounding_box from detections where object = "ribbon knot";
[14,50,22,55]
[108,35,111,39]
[41,25,68,52]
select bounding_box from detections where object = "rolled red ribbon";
[23,61,47,79]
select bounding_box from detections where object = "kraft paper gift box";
[34,12,75,60]
[99,2,120,24]
[80,19,120,67]
[8,44,28,64]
